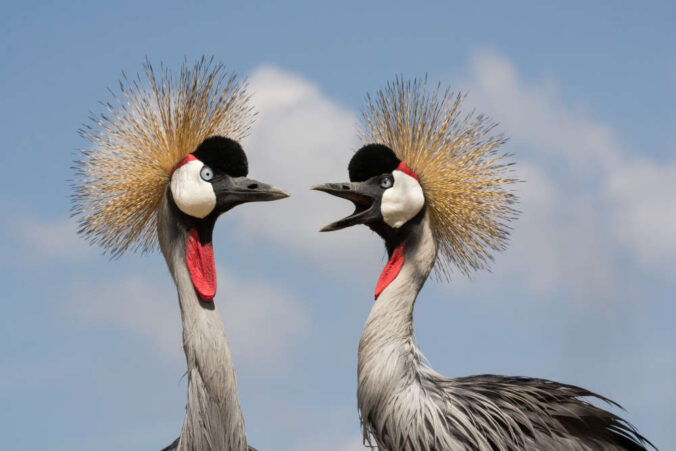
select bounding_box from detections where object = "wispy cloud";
[467,51,622,170]
[4,215,92,263]
[225,57,676,302]
[66,268,309,372]
[67,276,183,361]
[218,267,309,371]
[18,53,675,305]
[219,57,676,302]
[237,66,382,275]
[461,50,676,298]
[605,160,676,268]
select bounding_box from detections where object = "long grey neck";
[357,211,437,411]
[157,195,248,451]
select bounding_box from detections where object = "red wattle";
[186,228,217,301]
[396,161,418,180]
[172,154,198,174]
[375,244,405,300]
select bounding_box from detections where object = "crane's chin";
[319,205,374,231]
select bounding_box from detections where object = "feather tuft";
[71,57,254,257]
[361,77,519,278]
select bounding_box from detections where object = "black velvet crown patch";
[348,144,401,182]
[192,136,249,177]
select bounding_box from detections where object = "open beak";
[311,182,380,231]
[226,177,290,203]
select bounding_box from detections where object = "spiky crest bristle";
[361,77,519,278]
[71,57,254,257]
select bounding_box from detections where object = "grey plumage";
[357,211,653,451]
[158,192,250,451]
[71,58,260,451]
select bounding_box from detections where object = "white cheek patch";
[170,160,216,219]
[381,170,425,228]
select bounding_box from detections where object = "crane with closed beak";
[72,58,287,450]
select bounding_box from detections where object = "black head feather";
[192,136,248,177]
[348,144,401,182]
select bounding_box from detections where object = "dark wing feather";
[446,374,654,450]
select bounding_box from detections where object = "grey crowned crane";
[313,78,653,450]
[72,58,286,451]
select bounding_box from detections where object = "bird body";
[357,210,649,450]
[73,59,286,450]
[314,78,652,450]
[153,136,287,450]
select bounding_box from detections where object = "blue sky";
[1,1,674,449]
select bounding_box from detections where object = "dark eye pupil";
[200,166,213,181]
[381,176,393,188]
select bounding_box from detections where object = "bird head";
[72,57,287,257]
[312,144,425,248]
[169,136,288,222]
[313,78,519,279]
[72,58,289,302]
[166,135,287,302]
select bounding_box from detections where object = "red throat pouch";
[186,228,217,301]
[374,243,405,300]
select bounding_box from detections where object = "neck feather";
[157,193,247,451]
[357,211,436,416]
[362,210,436,343]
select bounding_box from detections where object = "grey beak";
[227,177,290,203]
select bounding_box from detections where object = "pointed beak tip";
[261,184,289,200]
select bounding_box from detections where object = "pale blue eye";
[200,166,213,181]
[380,175,393,189]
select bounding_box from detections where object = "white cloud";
[498,163,615,298]
[50,54,676,323]
[238,66,382,275]
[230,56,675,301]
[67,268,309,371]
[227,57,676,300]
[5,215,91,262]
[463,50,676,295]
[67,276,183,361]
[605,160,676,268]
[467,51,622,171]
[218,267,309,371]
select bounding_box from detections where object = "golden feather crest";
[72,57,254,257]
[360,77,519,278]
